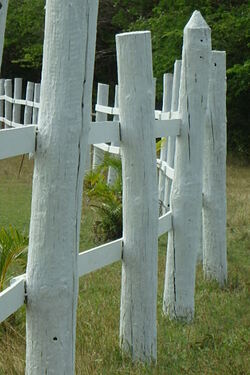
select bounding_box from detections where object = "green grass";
[0,157,249,374]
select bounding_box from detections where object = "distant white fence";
[0,8,227,370]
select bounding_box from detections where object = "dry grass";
[0,157,249,374]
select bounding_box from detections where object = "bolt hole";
[200,56,203,59]
[53,337,57,341]
[214,63,217,66]
[200,39,203,42]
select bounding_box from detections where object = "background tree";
[1,0,249,159]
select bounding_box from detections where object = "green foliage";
[84,154,122,243]
[0,226,28,291]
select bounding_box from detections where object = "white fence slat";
[78,238,122,277]
[0,125,36,159]
[0,1,9,69]
[0,276,25,323]
[93,143,121,155]
[32,83,40,124]
[0,79,4,128]
[158,211,173,236]
[92,83,109,169]
[13,78,22,124]
[4,79,12,128]
[24,82,34,125]
[95,103,119,116]
[89,121,120,145]
[154,119,181,138]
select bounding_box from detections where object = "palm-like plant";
[0,226,28,291]
[84,154,122,243]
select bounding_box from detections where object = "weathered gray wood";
[158,73,173,213]
[92,83,109,168]
[25,1,99,374]
[88,121,120,144]
[203,51,227,286]
[107,84,119,185]
[0,125,36,159]
[0,79,4,128]
[13,78,22,125]
[24,82,34,125]
[158,211,172,236]
[117,31,158,362]
[163,60,182,212]
[0,0,8,70]
[4,79,12,128]
[163,11,211,321]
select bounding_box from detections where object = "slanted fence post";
[117,31,158,362]
[92,83,109,169]
[163,11,211,321]
[203,51,227,286]
[107,84,119,185]
[163,60,182,212]
[25,1,98,374]
[0,0,8,69]
[159,73,173,213]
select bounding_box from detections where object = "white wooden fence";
[0,7,227,370]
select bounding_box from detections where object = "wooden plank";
[0,125,36,159]
[95,103,119,116]
[0,276,25,323]
[78,238,122,277]
[154,119,181,138]
[158,211,173,236]
[89,121,120,144]
[93,142,121,155]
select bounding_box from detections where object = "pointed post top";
[185,10,210,30]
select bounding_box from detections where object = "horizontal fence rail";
[0,210,173,323]
[0,125,36,159]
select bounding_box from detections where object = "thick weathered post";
[203,51,227,286]
[0,0,8,69]
[92,83,109,169]
[163,11,211,321]
[117,31,158,362]
[158,73,173,212]
[163,60,182,212]
[25,1,98,374]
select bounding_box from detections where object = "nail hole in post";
[53,337,57,341]
[214,63,217,67]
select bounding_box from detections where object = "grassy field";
[0,156,249,374]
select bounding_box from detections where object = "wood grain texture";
[117,30,158,362]
[25,1,99,374]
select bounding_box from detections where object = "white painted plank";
[0,125,36,159]
[93,142,121,155]
[0,95,40,109]
[158,211,173,236]
[0,276,25,323]
[95,103,119,116]
[78,238,122,277]
[89,121,120,144]
[155,119,181,137]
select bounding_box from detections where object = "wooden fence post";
[92,83,109,169]
[159,73,173,213]
[163,60,182,212]
[0,79,4,128]
[0,0,8,69]
[25,1,98,374]
[163,11,211,321]
[13,78,22,125]
[24,82,34,125]
[107,84,119,185]
[117,31,158,362]
[203,51,227,286]
[4,79,12,128]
